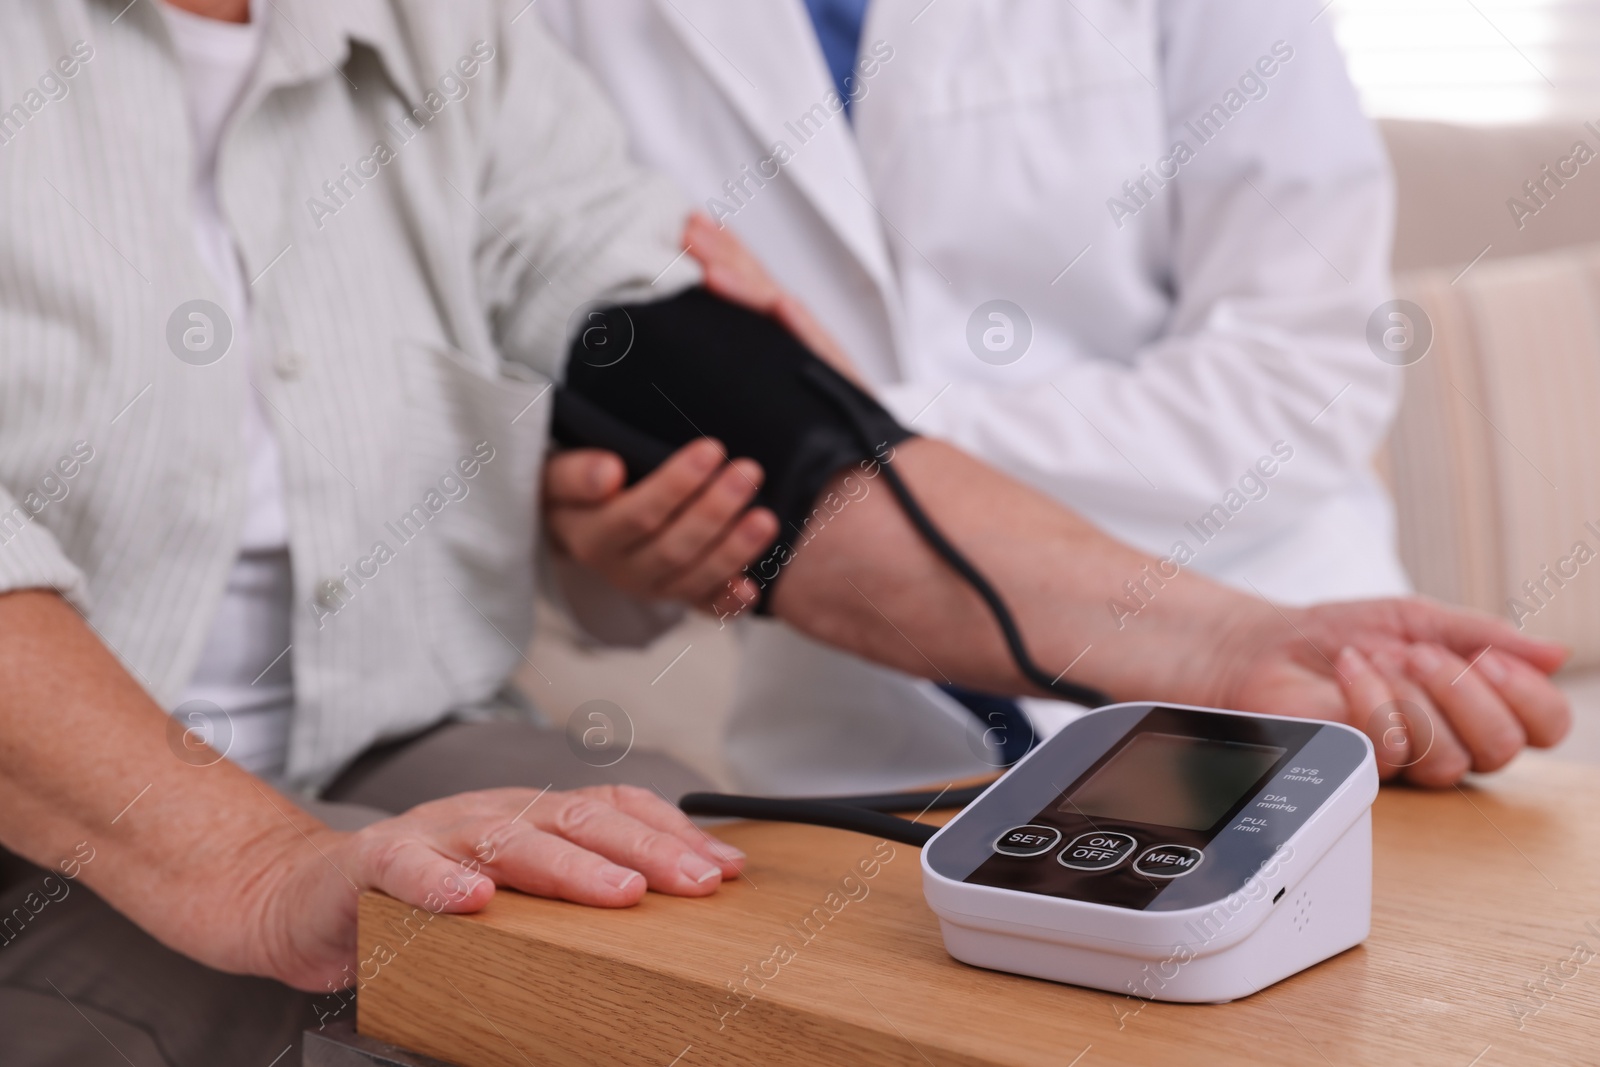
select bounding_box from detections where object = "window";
[1328,0,1600,124]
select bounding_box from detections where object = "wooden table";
[355,756,1600,1066]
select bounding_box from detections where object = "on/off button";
[1058,832,1137,871]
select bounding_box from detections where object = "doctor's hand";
[542,438,778,612]
[539,216,862,614]
[683,213,866,388]
[263,785,745,993]
[1221,598,1570,787]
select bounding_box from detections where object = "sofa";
[1382,119,1600,762]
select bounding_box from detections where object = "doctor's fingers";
[554,439,732,566]
[707,575,761,624]
[771,294,865,385]
[1403,643,1528,773]
[685,214,864,384]
[655,507,779,608]
[685,213,783,310]
[614,459,766,592]
[1366,647,1473,787]
[542,448,628,507]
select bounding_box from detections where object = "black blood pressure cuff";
[553,286,915,611]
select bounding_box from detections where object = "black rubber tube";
[783,783,993,813]
[679,793,938,847]
[798,358,1112,711]
[875,459,1111,709]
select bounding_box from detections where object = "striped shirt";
[0,0,699,787]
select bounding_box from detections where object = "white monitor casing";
[920,702,1378,1003]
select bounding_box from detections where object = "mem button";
[992,825,1062,858]
[1058,832,1136,871]
[1134,844,1205,879]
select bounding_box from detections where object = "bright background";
[1329,0,1600,123]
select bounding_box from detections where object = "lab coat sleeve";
[874,0,1398,544]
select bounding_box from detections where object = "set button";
[992,825,1062,857]
[1058,831,1137,871]
[1133,844,1204,879]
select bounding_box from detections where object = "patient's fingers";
[1338,647,1406,778]
[353,836,498,915]
[1476,647,1572,748]
[518,791,726,897]
[482,827,652,907]
[1404,642,1525,773]
[592,784,746,876]
[1397,598,1569,675]
[1369,647,1470,787]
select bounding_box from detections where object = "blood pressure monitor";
[921,703,1378,1002]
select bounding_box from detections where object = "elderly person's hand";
[1218,597,1569,786]
[263,785,744,992]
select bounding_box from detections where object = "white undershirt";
[164,1,295,779]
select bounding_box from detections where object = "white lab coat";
[538,0,1411,794]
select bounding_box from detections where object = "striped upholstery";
[1389,247,1600,667]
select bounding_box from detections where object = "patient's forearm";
[767,438,1268,704]
[0,590,317,970]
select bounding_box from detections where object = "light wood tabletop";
[356,755,1600,1066]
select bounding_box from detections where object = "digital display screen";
[1058,732,1285,831]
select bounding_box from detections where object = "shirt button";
[315,578,345,608]
[274,351,305,380]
